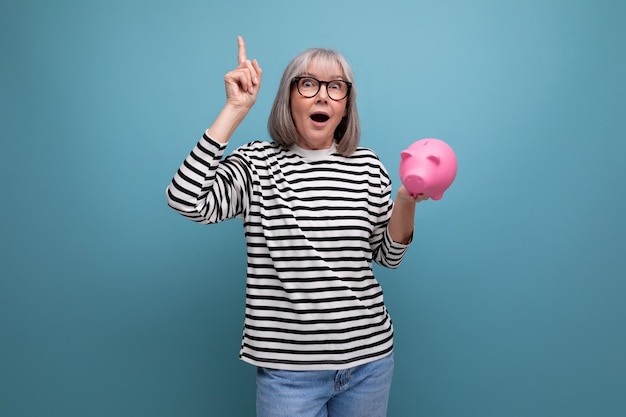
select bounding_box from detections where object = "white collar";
[289,142,337,160]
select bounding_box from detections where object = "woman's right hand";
[206,36,262,143]
[223,36,262,112]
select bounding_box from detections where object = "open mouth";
[310,113,330,123]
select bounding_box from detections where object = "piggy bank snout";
[402,174,425,194]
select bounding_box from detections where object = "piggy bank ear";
[401,150,412,160]
[427,155,441,165]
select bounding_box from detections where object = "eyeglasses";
[292,77,352,101]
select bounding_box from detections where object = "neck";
[290,141,337,159]
[296,139,334,150]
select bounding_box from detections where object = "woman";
[166,36,428,417]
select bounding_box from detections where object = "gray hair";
[267,48,360,156]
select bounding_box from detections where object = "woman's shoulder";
[237,139,279,150]
[229,140,292,165]
[232,140,284,155]
[352,145,378,156]
[347,145,385,163]
[346,146,390,177]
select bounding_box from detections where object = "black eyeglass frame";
[292,76,353,101]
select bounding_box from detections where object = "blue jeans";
[256,353,394,417]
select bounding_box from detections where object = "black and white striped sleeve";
[166,131,252,224]
[370,167,411,269]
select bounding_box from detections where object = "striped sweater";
[166,132,411,370]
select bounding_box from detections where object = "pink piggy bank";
[399,138,458,200]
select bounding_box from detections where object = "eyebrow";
[301,72,346,80]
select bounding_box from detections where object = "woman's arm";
[387,185,429,244]
[165,36,261,223]
[207,36,262,144]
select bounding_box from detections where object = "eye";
[328,81,344,90]
[300,77,318,88]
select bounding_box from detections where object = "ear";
[401,150,412,160]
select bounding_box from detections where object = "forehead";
[304,58,345,79]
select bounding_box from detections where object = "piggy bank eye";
[428,155,441,165]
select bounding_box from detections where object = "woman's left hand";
[387,185,428,244]
[396,185,430,204]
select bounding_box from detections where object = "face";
[290,61,348,150]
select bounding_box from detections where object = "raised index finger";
[237,36,247,64]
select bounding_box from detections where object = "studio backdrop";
[2,0,625,416]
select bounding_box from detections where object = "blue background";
[2,0,625,416]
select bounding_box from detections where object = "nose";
[316,83,330,101]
